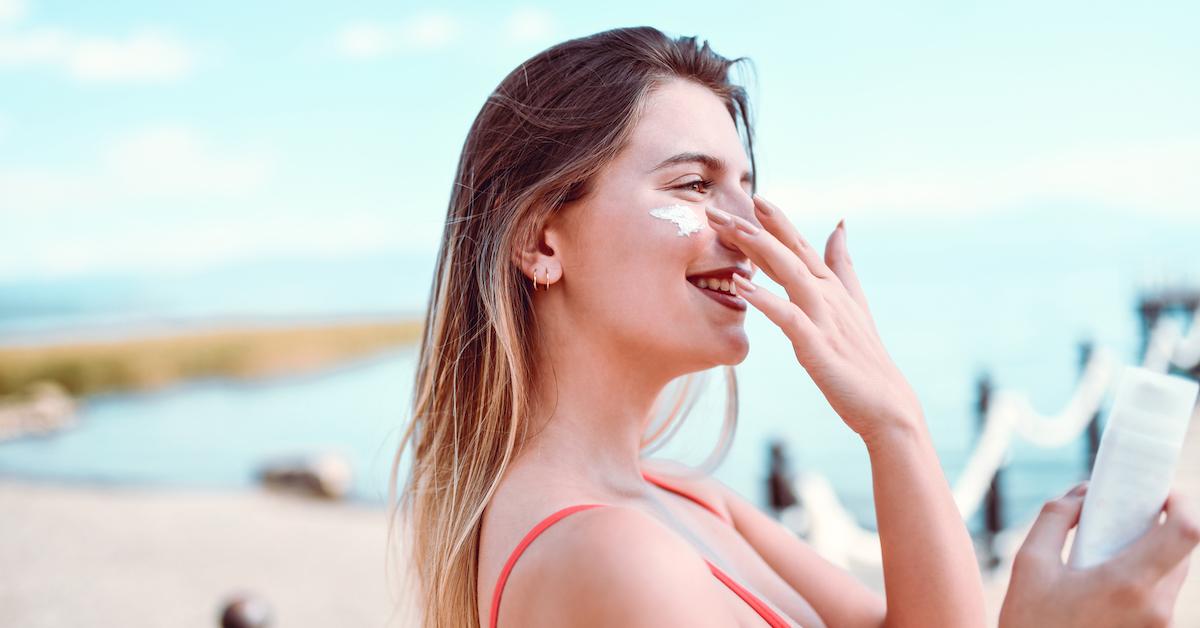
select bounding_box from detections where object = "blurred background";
[1,1,1197,626]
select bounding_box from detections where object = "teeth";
[693,276,737,296]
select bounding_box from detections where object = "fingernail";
[1066,482,1088,498]
[837,218,845,231]
[734,216,760,235]
[753,194,773,216]
[706,206,732,225]
[732,273,756,292]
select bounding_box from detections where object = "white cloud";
[0,123,427,280]
[0,27,67,63]
[400,11,459,50]
[335,8,553,60]
[0,26,193,83]
[504,7,555,44]
[69,30,192,82]
[0,0,25,25]
[336,22,393,59]
[335,11,461,59]
[101,125,271,197]
[0,124,274,218]
[15,212,406,279]
[766,139,1200,222]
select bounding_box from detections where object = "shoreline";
[0,311,427,349]
[0,317,423,401]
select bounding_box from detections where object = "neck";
[517,304,680,494]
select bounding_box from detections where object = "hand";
[707,194,923,442]
[1000,483,1200,628]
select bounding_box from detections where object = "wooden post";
[766,438,798,518]
[975,371,1002,569]
[1080,340,1102,473]
[1138,296,1162,367]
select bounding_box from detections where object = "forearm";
[864,419,986,628]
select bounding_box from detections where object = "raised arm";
[862,418,985,627]
[709,193,986,627]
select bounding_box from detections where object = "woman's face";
[551,78,760,376]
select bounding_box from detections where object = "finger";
[1114,492,1200,578]
[706,205,827,321]
[752,194,838,281]
[1018,483,1088,564]
[823,219,874,319]
[731,274,821,356]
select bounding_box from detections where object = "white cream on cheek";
[648,204,705,237]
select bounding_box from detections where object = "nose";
[718,194,757,227]
[708,194,759,261]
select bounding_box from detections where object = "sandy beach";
[0,480,403,628]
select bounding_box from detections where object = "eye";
[673,178,714,194]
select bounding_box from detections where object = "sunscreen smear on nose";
[1067,365,1198,569]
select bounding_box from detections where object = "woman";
[391,26,1199,627]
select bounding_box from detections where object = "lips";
[687,277,747,312]
[685,265,751,312]
[692,283,747,311]
[686,266,752,283]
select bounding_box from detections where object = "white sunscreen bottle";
[1067,365,1198,569]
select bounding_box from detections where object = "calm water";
[1,206,1195,531]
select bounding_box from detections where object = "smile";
[687,275,747,312]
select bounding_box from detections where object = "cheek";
[643,204,713,262]
[576,203,710,316]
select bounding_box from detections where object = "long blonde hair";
[387,26,757,628]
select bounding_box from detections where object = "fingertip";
[824,225,846,265]
[1166,494,1200,546]
[752,193,775,217]
[732,273,757,294]
[1063,481,1089,499]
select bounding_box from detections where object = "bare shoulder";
[640,457,735,520]
[498,505,735,628]
[640,458,774,526]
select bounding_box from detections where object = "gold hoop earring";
[533,267,552,291]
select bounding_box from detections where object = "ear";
[511,213,565,289]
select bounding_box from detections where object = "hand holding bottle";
[1000,483,1199,628]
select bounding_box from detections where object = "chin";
[726,337,751,365]
[705,328,751,367]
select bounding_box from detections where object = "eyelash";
[673,178,715,194]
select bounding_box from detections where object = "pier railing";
[782,292,1200,575]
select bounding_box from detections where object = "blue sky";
[1,0,1197,280]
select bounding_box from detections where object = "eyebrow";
[649,151,753,184]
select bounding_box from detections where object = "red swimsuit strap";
[640,471,791,626]
[640,469,733,526]
[705,560,793,628]
[488,503,603,628]
[488,473,791,628]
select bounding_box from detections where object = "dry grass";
[0,319,423,397]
